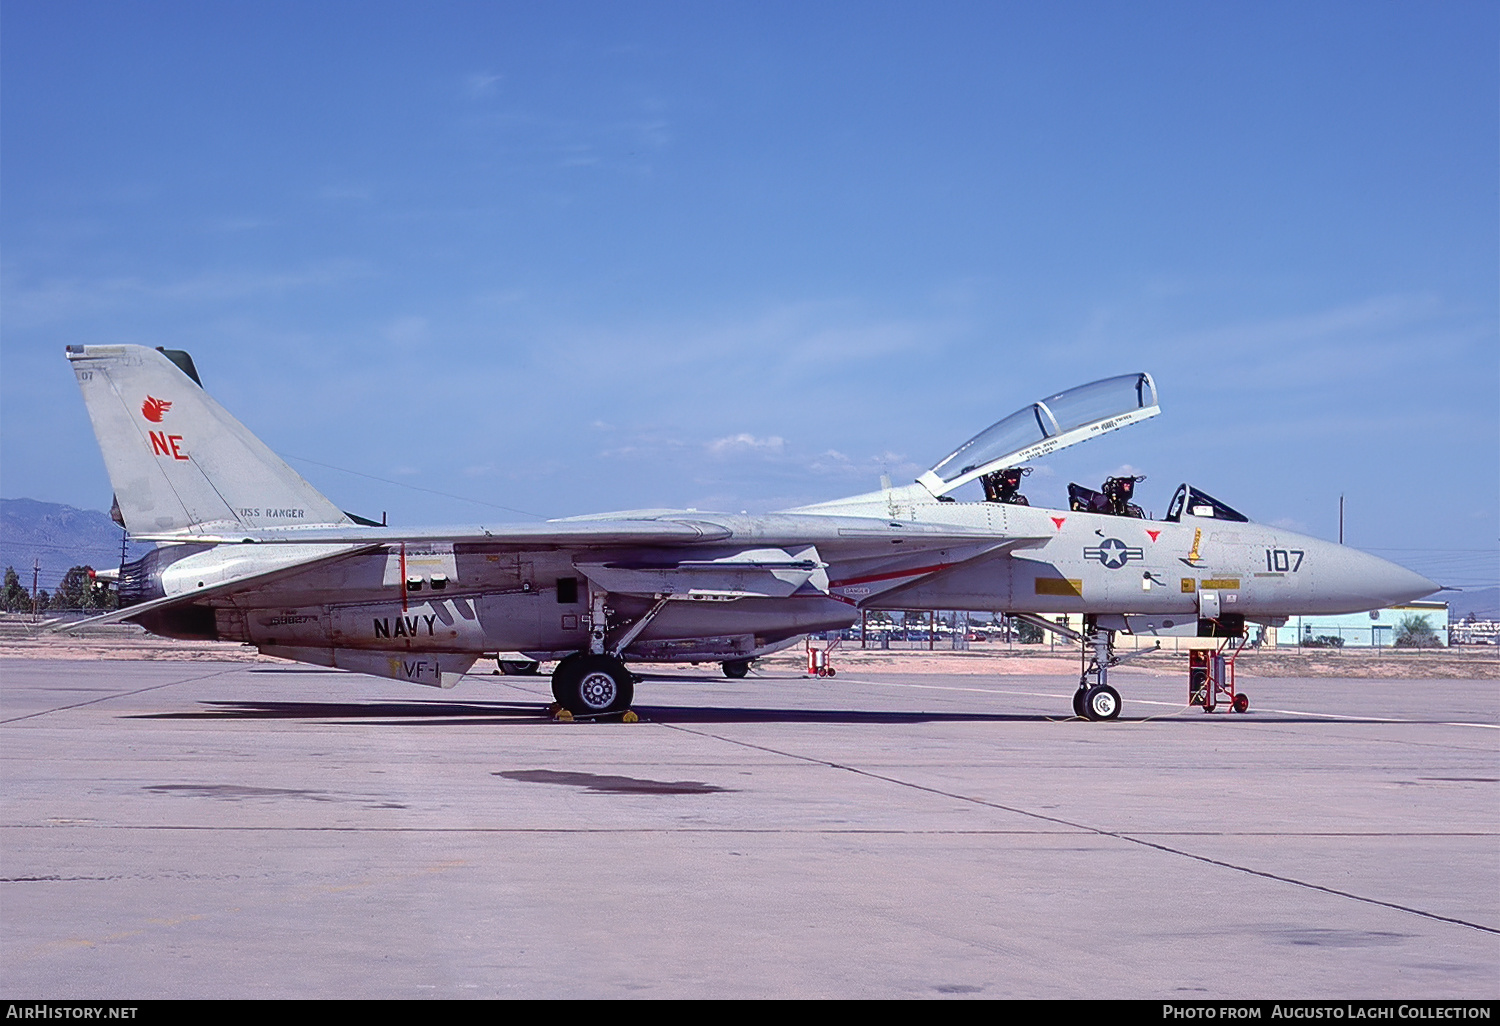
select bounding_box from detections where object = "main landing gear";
[547,588,665,716]
[551,652,635,715]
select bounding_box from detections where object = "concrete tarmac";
[1,657,1496,999]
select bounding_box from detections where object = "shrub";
[1394,614,1440,648]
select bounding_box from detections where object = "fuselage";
[817,493,1436,618]
[123,491,1436,660]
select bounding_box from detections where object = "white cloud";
[707,433,785,456]
[806,449,854,475]
[465,72,503,99]
[0,261,374,328]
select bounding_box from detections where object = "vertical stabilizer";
[66,345,351,534]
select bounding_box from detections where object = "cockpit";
[916,371,1252,523]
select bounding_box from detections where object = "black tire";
[1232,692,1249,714]
[1084,684,1121,721]
[1072,688,1088,718]
[722,659,751,679]
[498,659,541,676]
[550,653,585,706]
[553,654,633,715]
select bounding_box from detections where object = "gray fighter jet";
[63,345,1436,719]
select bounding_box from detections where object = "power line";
[278,452,547,521]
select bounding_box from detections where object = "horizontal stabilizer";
[50,544,379,632]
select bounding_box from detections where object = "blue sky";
[3,1,1496,591]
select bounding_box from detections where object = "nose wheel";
[1083,684,1121,720]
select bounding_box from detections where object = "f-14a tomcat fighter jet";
[64,344,1436,720]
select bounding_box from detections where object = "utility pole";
[1339,495,1344,544]
[31,559,40,619]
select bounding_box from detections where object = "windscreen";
[1164,484,1250,523]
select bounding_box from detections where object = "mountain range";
[0,498,149,591]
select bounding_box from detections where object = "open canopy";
[917,372,1159,497]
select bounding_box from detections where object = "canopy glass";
[920,372,1159,496]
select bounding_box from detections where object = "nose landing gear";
[1072,615,1159,720]
[1076,620,1124,720]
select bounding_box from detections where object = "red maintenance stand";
[806,637,839,677]
[1188,631,1250,713]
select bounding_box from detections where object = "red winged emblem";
[141,396,172,422]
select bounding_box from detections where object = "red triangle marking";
[1051,517,1066,530]
[1146,530,1161,542]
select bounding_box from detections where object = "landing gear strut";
[1076,618,1122,721]
[1010,612,1141,721]
[548,587,666,715]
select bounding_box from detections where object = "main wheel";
[722,659,751,679]
[552,654,634,715]
[1072,688,1088,717]
[498,659,541,676]
[1084,684,1121,721]
[549,653,585,706]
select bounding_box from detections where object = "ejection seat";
[981,466,1031,505]
[1068,475,1146,518]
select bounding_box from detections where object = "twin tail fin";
[67,345,351,535]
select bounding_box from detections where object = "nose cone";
[1346,548,1439,609]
